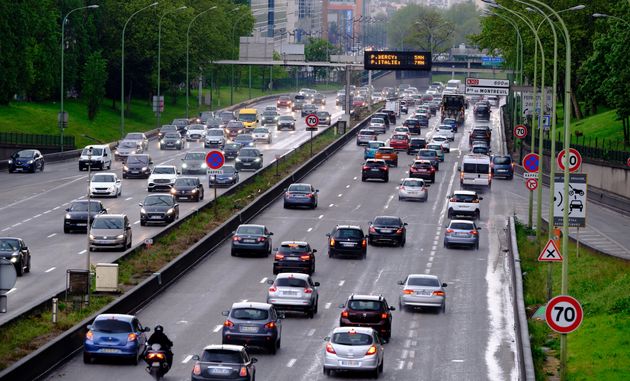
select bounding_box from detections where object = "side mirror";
[479,197,484,200]
[273,247,278,252]
[86,325,92,330]
[267,279,274,285]
[338,304,345,308]
[389,306,396,311]
[324,336,331,342]
[397,280,404,285]
[457,165,461,171]
[116,179,121,183]
[314,282,320,287]
[177,171,181,175]
[103,153,108,157]
[312,249,317,253]
[192,355,200,361]
[259,153,263,157]
[251,358,258,364]
[149,161,154,165]
[65,208,70,212]
[143,326,151,332]
[221,310,229,316]
[403,222,408,226]
[476,227,482,230]
[442,283,448,287]
[173,203,179,208]
[326,233,331,237]
[138,203,143,207]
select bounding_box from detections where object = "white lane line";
[307,227,313,232]
[33,214,42,218]
[11,223,21,227]
[260,277,268,284]
[287,359,297,368]
[62,202,69,206]
[213,325,223,333]
[43,210,52,214]
[431,245,437,251]
[47,233,57,238]
[397,360,405,370]
[452,359,465,363]
[353,176,357,180]
[182,355,193,364]
[318,214,324,219]
[426,262,433,268]
[338,280,345,286]
[125,197,133,201]
[325,302,332,309]
[384,194,395,209]
[428,257,433,262]
[240,299,248,303]
[425,269,430,274]
[22,218,32,223]
[134,220,140,225]
[307,328,316,336]
[433,240,438,245]
[78,249,87,255]
[6,288,16,295]
[45,267,56,273]
[401,349,409,359]
[328,204,334,208]
[345,185,350,188]
[337,193,343,197]
[53,206,60,211]
[1,227,9,232]
[407,361,413,370]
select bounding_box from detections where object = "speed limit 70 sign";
[557,148,582,173]
[514,124,527,139]
[545,295,583,334]
[305,114,319,128]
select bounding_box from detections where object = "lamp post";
[85,146,93,305]
[156,5,187,129]
[592,13,630,26]
[121,2,159,139]
[60,5,99,152]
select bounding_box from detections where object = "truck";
[385,99,400,118]
[440,94,466,127]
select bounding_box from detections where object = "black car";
[326,225,367,259]
[277,115,296,131]
[469,128,491,145]
[159,132,183,150]
[407,137,427,155]
[361,159,389,182]
[273,241,316,275]
[139,194,179,226]
[64,200,107,233]
[171,118,190,135]
[283,183,318,209]
[221,302,282,354]
[372,113,390,129]
[473,103,491,120]
[219,111,237,129]
[417,115,429,128]
[123,154,153,179]
[381,109,397,124]
[403,118,421,134]
[339,295,395,342]
[234,134,255,148]
[0,237,31,276]
[206,117,222,130]
[171,176,204,202]
[209,165,239,187]
[231,224,273,257]
[235,148,263,171]
[368,216,407,247]
[8,149,45,173]
[158,125,178,139]
[191,344,257,381]
[223,143,242,160]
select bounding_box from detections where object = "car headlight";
[192,189,198,193]
[166,208,174,214]
[123,165,129,171]
[140,208,146,214]
[115,150,119,154]
[141,167,148,171]
[10,257,18,263]
[27,160,34,164]
[209,175,216,180]
[65,213,71,219]
[170,189,176,194]
[201,163,208,168]
[8,159,12,164]
[235,158,241,162]
[176,140,181,144]
[169,178,175,183]
[160,139,165,144]
[89,234,95,239]
[254,158,261,162]
[116,234,124,239]
[182,163,188,168]
[226,177,233,181]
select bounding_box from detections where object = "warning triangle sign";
[538,239,563,262]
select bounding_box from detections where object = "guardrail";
[0,111,372,381]
[0,132,75,149]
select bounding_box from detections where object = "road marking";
[452,359,465,363]
[287,359,297,368]
[428,257,433,262]
[433,240,438,245]
[353,176,357,180]
[425,269,430,274]
[134,220,140,225]
[260,277,268,284]
[307,227,313,232]
[62,202,69,206]
[384,194,394,209]
[337,193,343,197]
[401,349,409,359]
[182,355,193,364]
[431,245,436,251]
[213,324,223,333]
[328,204,334,208]
[318,214,324,219]
[33,214,42,218]
[47,233,57,238]
[11,223,21,227]
[409,350,416,358]
[1,227,9,232]
[426,262,432,268]
[177,320,188,324]
[397,360,405,370]
[78,249,87,255]
[338,280,345,286]
[240,299,248,303]
[325,302,332,309]
[125,197,133,201]
[23,218,32,223]
[407,361,414,370]
[43,210,51,214]
[307,328,316,336]
[6,288,16,295]
[345,185,350,188]
[53,206,60,211]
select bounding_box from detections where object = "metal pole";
[86,147,92,306]
[214,182,217,216]
[232,10,261,105]
[248,65,252,99]
[187,6,218,119]
[310,130,313,157]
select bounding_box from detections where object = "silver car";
[443,219,481,250]
[115,140,142,160]
[266,273,319,318]
[323,326,384,378]
[398,178,429,202]
[398,274,447,312]
[88,214,132,251]
[204,128,226,149]
[181,151,207,175]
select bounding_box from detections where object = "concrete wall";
[580,162,630,199]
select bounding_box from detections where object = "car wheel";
[444,241,449,249]
[64,227,70,234]
[307,308,314,319]
[127,238,132,249]
[140,220,146,226]
[475,210,480,220]
[83,352,92,364]
[269,342,277,355]
[384,176,389,183]
[25,255,31,273]
[475,241,479,250]
[328,251,333,259]
[323,368,331,376]
[379,358,384,373]
[442,302,446,313]
[15,260,24,276]
[131,351,139,365]
[447,209,453,219]
[41,162,45,172]
[400,238,405,247]
[361,176,366,182]
[373,367,379,379]
[231,250,238,257]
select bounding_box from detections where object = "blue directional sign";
[482,56,504,66]
[205,150,225,170]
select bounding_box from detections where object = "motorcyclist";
[146,325,173,371]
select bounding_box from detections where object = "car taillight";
[192,362,201,376]
[86,330,93,340]
[381,312,389,319]
[362,239,367,248]
[365,345,378,355]
[306,193,313,198]
[265,321,276,329]
[257,237,266,242]
[127,333,137,342]
[446,229,454,233]
[511,163,515,169]
[369,226,376,233]
[275,253,284,260]
[326,343,336,354]
[300,254,311,261]
[490,163,495,168]
[269,286,277,292]
[232,236,240,241]
[304,288,313,294]
[472,199,479,203]
[432,290,445,296]
[362,166,369,170]
[470,230,479,235]
[396,228,403,234]
[410,167,417,172]
[224,319,234,328]
[382,166,389,171]
[330,238,335,247]
[460,172,464,179]
[403,289,414,294]
[239,366,248,377]
[341,311,349,318]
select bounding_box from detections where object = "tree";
[409,9,455,56]
[82,52,108,120]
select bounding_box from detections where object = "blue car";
[491,155,514,179]
[83,314,150,364]
[364,141,386,160]
[442,118,457,132]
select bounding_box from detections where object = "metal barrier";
[0,132,75,151]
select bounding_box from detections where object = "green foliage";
[82,52,108,120]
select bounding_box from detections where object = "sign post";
[206,150,225,215]
[305,114,319,157]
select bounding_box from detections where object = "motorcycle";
[144,344,170,380]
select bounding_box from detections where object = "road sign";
[542,114,551,128]
[627,157,630,167]
[522,153,539,173]
[526,178,538,191]
[208,169,224,175]
[305,114,319,128]
[465,78,510,88]
[205,150,225,170]
[557,148,582,173]
[523,173,539,179]
[515,86,552,116]
[514,124,527,139]
[553,173,587,227]
[465,87,509,96]
[545,295,583,334]
[538,239,563,262]
[481,56,504,66]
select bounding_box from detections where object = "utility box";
[95,263,119,292]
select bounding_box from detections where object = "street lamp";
[156,5,187,128]
[85,146,93,305]
[592,13,630,26]
[60,5,99,152]
[120,2,159,139]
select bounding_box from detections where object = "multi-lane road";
[45,102,521,380]
[0,94,343,325]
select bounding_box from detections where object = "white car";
[435,125,455,141]
[147,165,179,192]
[368,118,386,134]
[447,190,483,219]
[89,173,122,198]
[393,126,410,135]
[204,128,226,149]
[251,127,272,144]
[185,124,207,141]
[431,135,451,152]
[398,178,429,202]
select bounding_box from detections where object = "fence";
[0,132,74,150]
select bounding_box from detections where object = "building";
[322,0,366,52]
[250,0,289,44]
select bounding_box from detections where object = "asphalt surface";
[0,95,344,325]
[45,104,521,380]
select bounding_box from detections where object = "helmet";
[154,325,163,333]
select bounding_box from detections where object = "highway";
[45,103,521,380]
[0,94,343,325]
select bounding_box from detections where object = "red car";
[277,96,292,108]
[389,134,410,151]
[409,160,436,183]
[352,97,367,107]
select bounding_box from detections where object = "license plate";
[131,171,139,174]
[370,168,380,172]
[209,367,232,375]
[242,239,256,243]
[416,290,430,295]
[285,257,299,261]
[100,348,120,353]
[151,362,161,367]
[283,291,298,295]
[455,232,469,237]
[239,326,258,333]
[380,229,392,233]
[341,360,359,366]
[341,242,355,247]
[242,163,251,166]
[150,215,162,219]
[179,196,188,199]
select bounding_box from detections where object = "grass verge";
[515,220,630,381]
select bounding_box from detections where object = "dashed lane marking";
[318,214,324,219]
[452,359,465,363]
[260,277,268,284]
[33,214,42,218]
[287,359,297,368]
[338,193,343,197]
[125,197,133,201]
[78,249,87,255]
[325,302,332,309]
[47,233,56,238]
[307,228,313,232]
[338,280,345,286]
[45,267,56,273]
[53,206,60,210]
[182,355,193,364]
[134,220,140,225]
[23,218,32,223]
[307,328,316,336]
[213,325,223,333]
[11,223,21,227]
[1,227,9,232]
[329,204,334,208]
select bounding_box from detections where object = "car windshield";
[220,112,235,122]
[92,218,123,229]
[184,153,205,161]
[402,179,423,187]
[144,196,173,206]
[348,300,383,311]
[332,332,373,346]
[92,174,115,183]
[407,277,440,287]
[360,130,376,136]
[227,121,243,128]
[92,319,132,333]
[472,147,488,154]
[15,150,36,158]
[452,193,477,202]
[316,112,329,117]
[276,278,308,288]
[450,222,474,230]
[237,225,264,235]
[413,162,432,169]
[392,135,407,140]
[373,217,401,227]
[377,148,394,154]
[127,155,149,164]
[82,147,103,156]
[335,229,363,239]
[207,118,222,127]
[153,167,175,174]
[208,130,223,136]
[419,150,436,157]
[279,96,290,101]
[463,163,490,173]
[263,111,277,117]
[428,144,441,151]
[288,184,311,193]
[410,139,426,146]
[126,133,143,140]
[160,126,177,132]
[175,178,197,186]
[188,125,204,131]
[172,119,188,126]
[119,141,136,148]
[225,143,241,150]
[493,157,511,164]
[0,239,19,251]
[432,136,446,142]
[164,133,180,139]
[239,149,259,157]
[239,114,257,122]
[371,118,385,124]
[231,308,268,320]
[278,244,309,253]
[69,201,102,212]
[367,142,384,149]
[365,161,385,167]
[253,128,268,134]
[279,116,293,122]
[201,350,243,364]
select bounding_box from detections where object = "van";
[78,144,112,171]
[238,108,258,130]
[460,154,492,188]
[445,79,463,93]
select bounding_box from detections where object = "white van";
[445,79,463,93]
[78,144,112,171]
[460,154,492,188]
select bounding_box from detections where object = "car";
[170,176,204,202]
[473,102,491,120]
[209,165,239,187]
[469,127,491,145]
[372,113,390,129]
[292,94,306,111]
[299,88,317,100]
[431,135,451,153]
[435,125,455,141]
[460,154,492,188]
[261,110,280,126]
[398,178,429,202]
[339,294,395,342]
[171,118,190,135]
[323,326,385,378]
[570,199,584,212]
[407,137,427,155]
[123,132,149,151]
[272,241,317,275]
[223,143,242,160]
[352,96,367,108]
[277,95,292,109]
[221,302,283,354]
[225,120,245,139]
[364,141,386,160]
[158,124,178,139]
[316,110,331,126]
[190,344,257,381]
[409,160,436,183]
[356,129,378,146]
[114,140,142,161]
[64,200,107,233]
[381,109,397,124]
[374,147,398,167]
[204,128,226,149]
[313,93,326,105]
[388,134,410,151]
[205,117,222,130]
[487,95,500,107]
[400,101,409,114]
[83,313,150,364]
[368,117,387,134]
[326,225,367,259]
[231,224,273,257]
[398,274,447,312]
[186,124,207,141]
[267,272,319,318]
[159,132,183,150]
[233,134,255,148]
[235,148,263,171]
[180,152,207,175]
[88,214,132,251]
[0,237,31,276]
[447,190,483,219]
[361,159,389,182]
[368,216,407,246]
[283,183,318,209]
[393,126,410,135]
[252,127,272,144]
[89,172,122,198]
[123,154,152,179]
[443,219,481,249]
[147,165,179,192]
[301,104,318,117]
[277,115,296,131]
[416,149,440,170]
[471,144,490,155]
[415,114,430,128]
[403,118,421,134]
[491,155,514,179]
[219,111,237,129]
[426,143,445,161]
[139,194,179,226]
[471,139,490,150]
[442,118,457,132]
[7,149,45,173]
